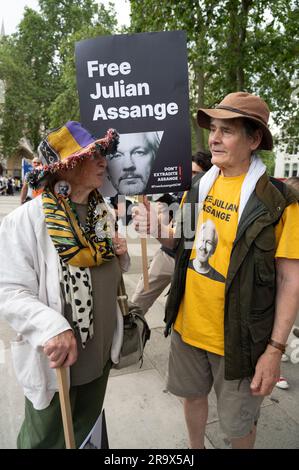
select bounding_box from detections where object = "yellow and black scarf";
[42,189,115,267]
[42,189,115,347]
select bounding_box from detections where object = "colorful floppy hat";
[197,92,273,151]
[27,121,119,188]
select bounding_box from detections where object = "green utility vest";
[164,173,298,380]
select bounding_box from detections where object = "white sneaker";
[275,377,289,390]
[281,353,289,362]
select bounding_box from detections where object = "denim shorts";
[167,330,264,439]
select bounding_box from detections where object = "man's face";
[107,133,155,195]
[196,222,217,263]
[32,159,40,169]
[192,162,202,177]
[208,118,260,176]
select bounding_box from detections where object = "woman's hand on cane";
[44,329,78,368]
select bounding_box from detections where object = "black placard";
[75,31,191,196]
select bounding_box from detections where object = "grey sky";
[1,0,130,35]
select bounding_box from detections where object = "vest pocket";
[254,255,275,286]
[248,314,274,367]
[252,231,275,312]
[253,230,275,284]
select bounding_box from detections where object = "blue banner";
[21,158,33,180]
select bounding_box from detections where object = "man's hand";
[43,329,78,368]
[250,345,281,396]
[132,196,158,236]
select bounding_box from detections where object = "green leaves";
[130,0,299,163]
[0,0,117,157]
[1,0,297,168]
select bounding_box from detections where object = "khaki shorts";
[167,330,264,439]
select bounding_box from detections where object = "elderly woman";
[0,122,128,448]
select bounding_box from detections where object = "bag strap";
[117,276,130,316]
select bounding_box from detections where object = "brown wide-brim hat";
[197,92,273,151]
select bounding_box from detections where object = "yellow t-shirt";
[174,175,299,356]
[275,202,299,258]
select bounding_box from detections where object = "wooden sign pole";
[56,367,76,449]
[137,195,149,291]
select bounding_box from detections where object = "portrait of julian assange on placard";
[106,130,164,196]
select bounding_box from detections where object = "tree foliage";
[130,0,299,171]
[1,0,298,173]
[0,0,117,156]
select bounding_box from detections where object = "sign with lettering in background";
[75,31,191,196]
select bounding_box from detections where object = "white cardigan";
[0,196,128,410]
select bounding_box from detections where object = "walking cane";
[56,367,76,449]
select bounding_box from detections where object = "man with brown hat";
[133,91,299,448]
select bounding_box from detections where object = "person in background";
[6,177,14,196]
[131,192,179,315]
[0,122,129,448]
[0,175,7,195]
[286,176,299,193]
[192,151,212,176]
[20,157,42,204]
[14,177,21,192]
[132,151,212,316]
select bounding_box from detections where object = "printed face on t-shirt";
[195,220,217,263]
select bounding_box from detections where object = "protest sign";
[75,30,191,196]
[21,158,33,180]
[80,410,109,449]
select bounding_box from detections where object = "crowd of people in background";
[0,175,22,196]
[0,157,42,201]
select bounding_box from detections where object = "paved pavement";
[0,195,298,449]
